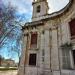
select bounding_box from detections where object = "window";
[69,19,75,39]
[72,50,75,65]
[31,32,37,48]
[29,54,36,66]
[62,49,71,69]
[36,5,41,13]
[42,50,45,62]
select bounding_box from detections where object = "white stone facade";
[18,0,75,75]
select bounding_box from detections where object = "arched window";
[36,5,41,13]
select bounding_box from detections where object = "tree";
[0,55,2,66]
[0,3,17,46]
[0,1,25,65]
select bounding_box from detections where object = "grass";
[0,67,18,71]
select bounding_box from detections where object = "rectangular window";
[69,19,75,39]
[42,49,45,62]
[62,49,71,69]
[29,54,36,66]
[31,32,37,48]
[72,50,75,65]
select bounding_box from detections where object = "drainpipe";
[49,28,52,75]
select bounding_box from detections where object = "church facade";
[18,0,75,75]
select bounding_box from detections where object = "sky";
[0,0,69,62]
[2,0,69,21]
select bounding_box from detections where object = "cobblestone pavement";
[0,70,17,75]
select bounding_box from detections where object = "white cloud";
[48,0,69,13]
[2,0,32,14]
[2,0,69,15]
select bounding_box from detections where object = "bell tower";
[32,0,49,19]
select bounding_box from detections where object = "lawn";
[0,67,18,71]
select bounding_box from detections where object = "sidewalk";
[0,70,17,75]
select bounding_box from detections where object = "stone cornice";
[22,20,44,30]
[32,0,47,5]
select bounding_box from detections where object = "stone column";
[44,30,50,69]
[57,24,63,69]
[37,30,45,75]
[38,30,45,67]
[61,22,70,44]
[51,27,59,70]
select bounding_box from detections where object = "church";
[18,0,75,75]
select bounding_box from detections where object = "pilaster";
[51,27,59,70]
